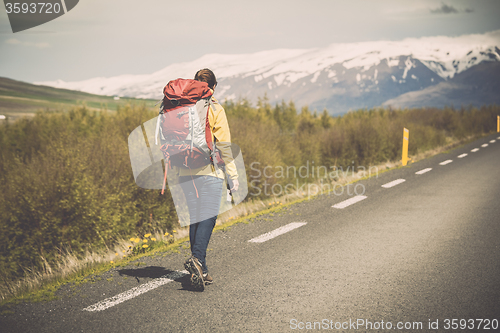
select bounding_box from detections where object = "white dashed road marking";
[82,136,499,313]
[248,222,307,243]
[381,179,406,188]
[83,270,188,312]
[416,168,432,175]
[332,195,367,209]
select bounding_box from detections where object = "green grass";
[0,236,188,311]
[0,76,158,119]
[0,196,301,310]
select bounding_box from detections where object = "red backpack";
[155,78,223,194]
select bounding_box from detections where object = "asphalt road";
[2,133,499,332]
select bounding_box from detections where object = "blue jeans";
[180,175,223,274]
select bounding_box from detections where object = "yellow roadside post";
[402,128,409,166]
[497,115,499,132]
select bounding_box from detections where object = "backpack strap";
[161,156,170,195]
[208,99,219,173]
[155,100,165,146]
[155,113,162,146]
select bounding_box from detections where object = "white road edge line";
[481,143,488,148]
[439,160,453,165]
[83,270,188,312]
[457,153,468,158]
[415,168,432,175]
[248,222,307,243]
[471,148,480,152]
[332,195,367,209]
[381,179,406,188]
[490,140,496,143]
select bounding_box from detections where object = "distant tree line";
[227,97,498,194]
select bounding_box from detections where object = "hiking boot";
[184,257,204,291]
[203,273,213,285]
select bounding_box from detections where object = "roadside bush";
[0,105,177,281]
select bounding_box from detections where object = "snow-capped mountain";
[37,30,500,114]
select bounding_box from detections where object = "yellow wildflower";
[164,232,169,236]
[142,244,149,248]
[110,260,114,264]
[129,237,135,242]
[143,239,148,243]
[169,234,173,237]
[115,253,118,256]
[172,230,177,233]
[151,237,156,242]
[144,233,152,238]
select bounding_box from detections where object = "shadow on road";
[117,266,176,279]
[117,266,196,291]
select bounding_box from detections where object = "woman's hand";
[230,178,239,192]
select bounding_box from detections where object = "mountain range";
[37,30,500,115]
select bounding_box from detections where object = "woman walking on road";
[181,69,239,291]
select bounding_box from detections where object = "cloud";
[430,3,458,14]
[5,38,22,45]
[5,38,50,48]
[430,3,475,14]
[32,42,50,48]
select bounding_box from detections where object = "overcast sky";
[1,0,499,83]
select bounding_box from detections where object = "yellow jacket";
[178,97,238,180]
